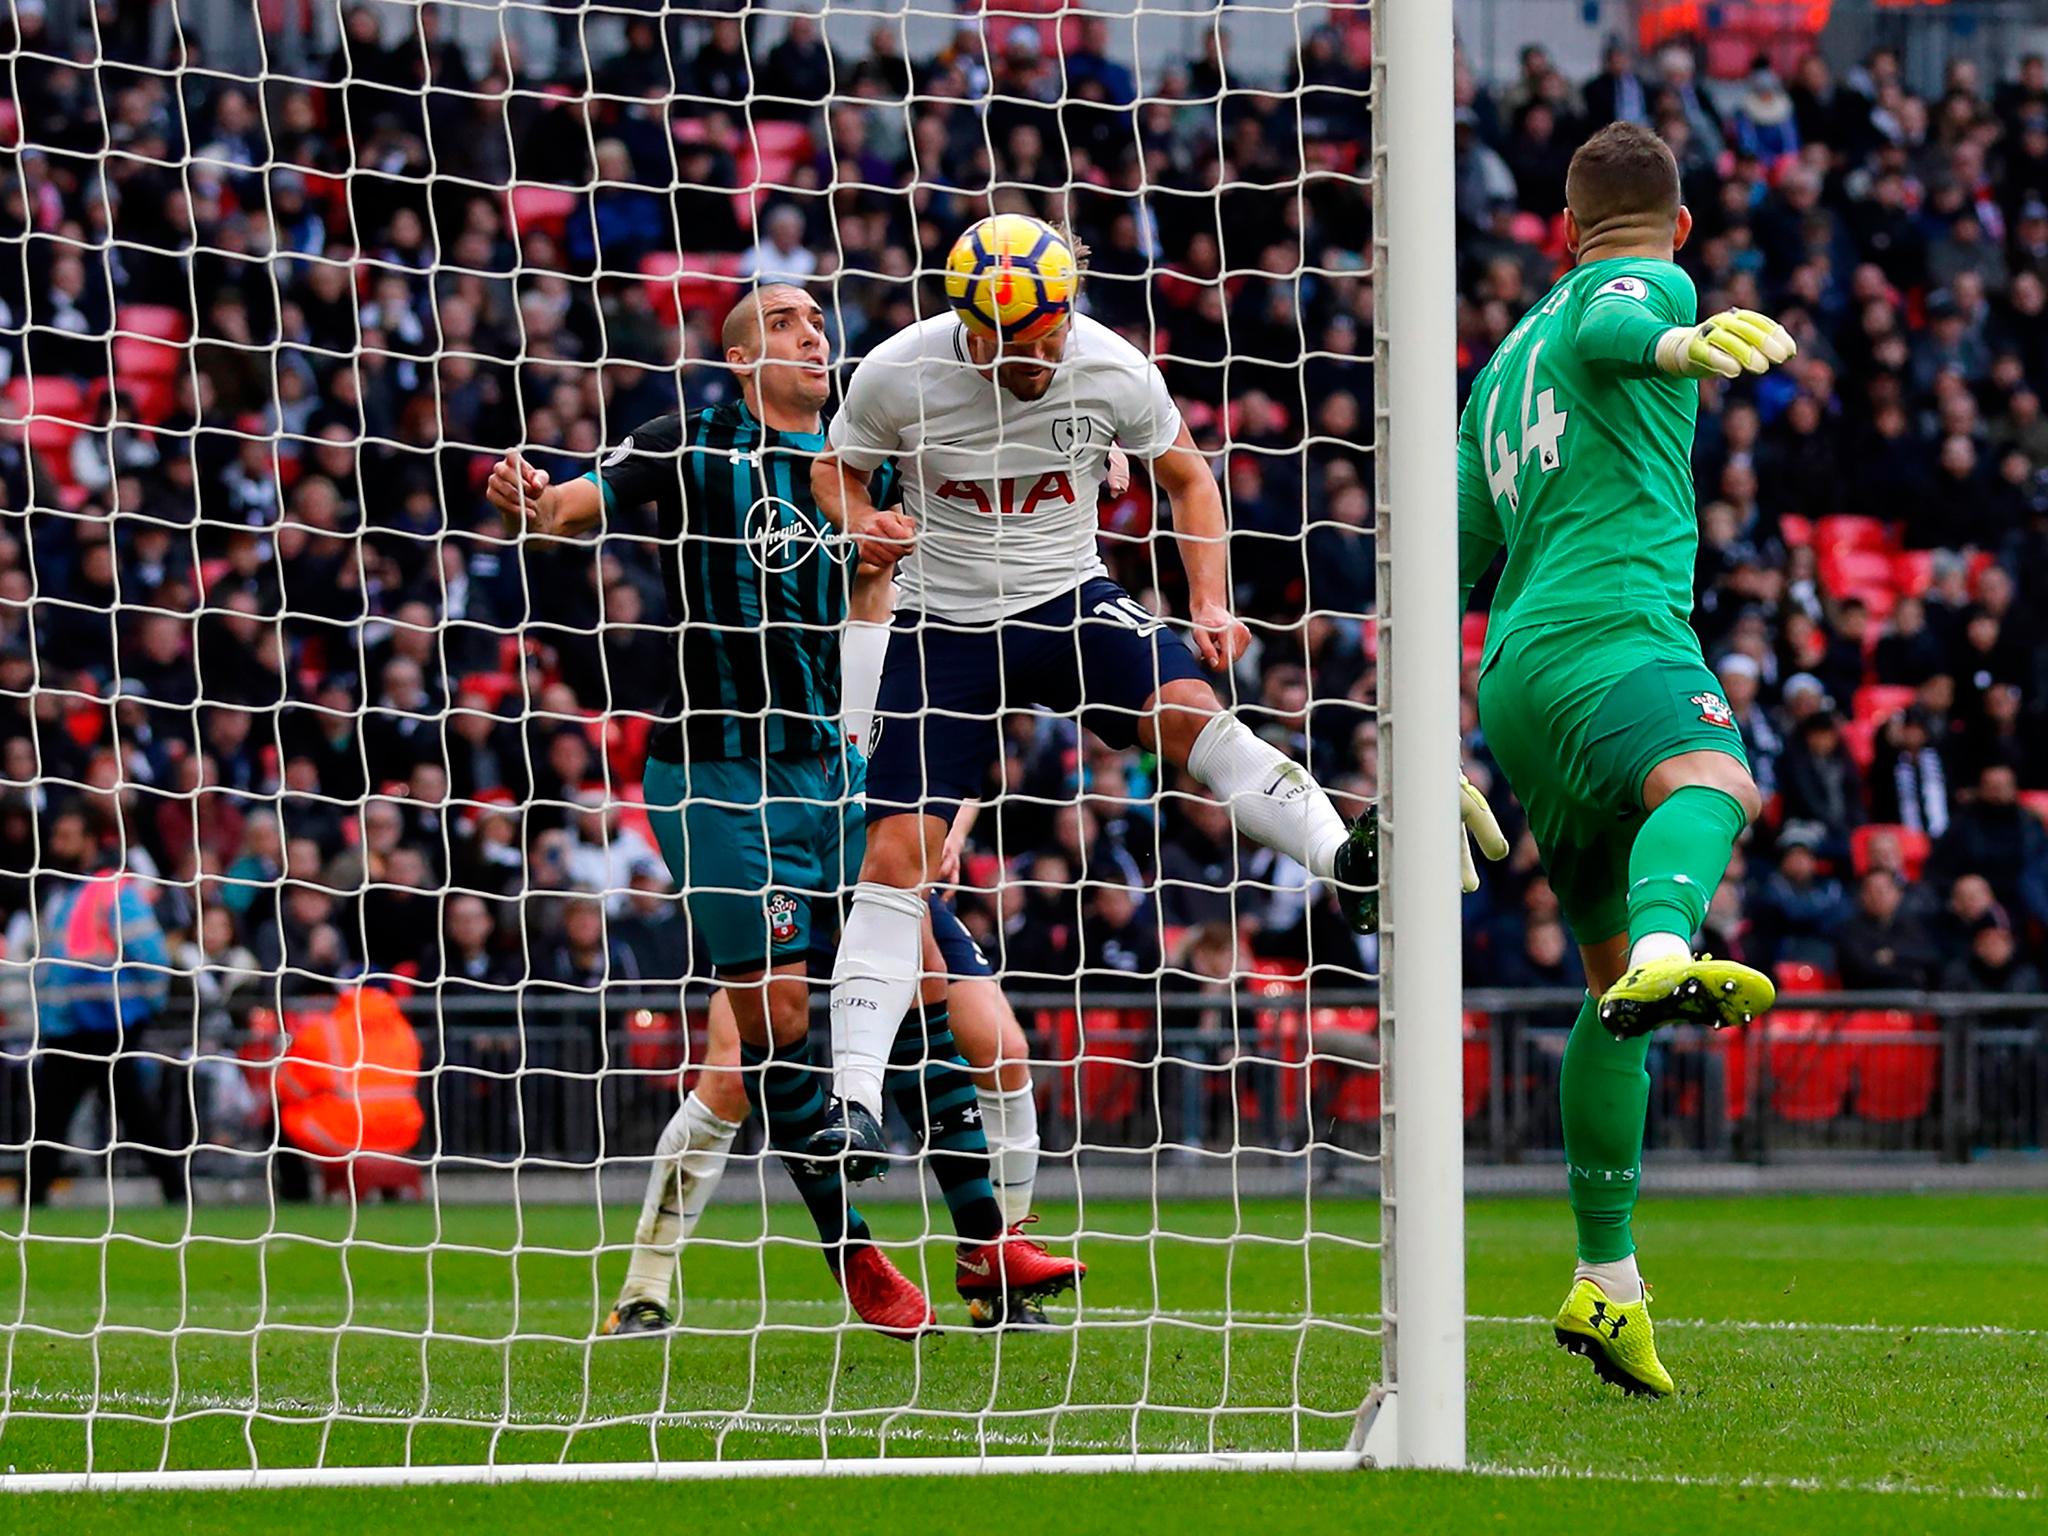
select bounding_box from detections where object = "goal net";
[0,0,1462,1487]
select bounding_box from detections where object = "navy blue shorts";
[928,892,994,980]
[866,577,1206,821]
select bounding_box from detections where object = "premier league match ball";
[944,214,1077,343]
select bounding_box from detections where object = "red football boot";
[954,1218,1084,1313]
[830,1244,936,1342]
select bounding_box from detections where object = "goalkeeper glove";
[1459,773,1509,893]
[1654,308,1798,381]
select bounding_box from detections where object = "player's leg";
[644,755,928,1338]
[927,894,1040,1227]
[1546,850,1674,1396]
[1062,579,1361,912]
[818,618,1001,1155]
[946,973,1056,1327]
[605,989,749,1334]
[1592,667,1774,1037]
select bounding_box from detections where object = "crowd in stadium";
[2,3,2048,1058]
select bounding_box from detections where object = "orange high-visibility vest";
[278,989,425,1157]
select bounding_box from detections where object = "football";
[943,214,1078,342]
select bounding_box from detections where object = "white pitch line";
[10,1298,2038,1340]
[0,1383,1148,1453]
[1474,1460,2037,1503]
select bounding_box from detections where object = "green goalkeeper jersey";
[1457,256,1703,672]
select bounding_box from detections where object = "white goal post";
[0,0,1463,1490]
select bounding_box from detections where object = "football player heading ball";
[805,214,1510,1172]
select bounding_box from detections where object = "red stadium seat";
[1772,961,1834,994]
[1461,611,1489,670]
[1839,716,1880,771]
[117,304,188,341]
[114,334,183,381]
[1249,960,1311,1139]
[1462,1009,1491,1122]
[509,184,578,243]
[1311,1005,1379,1125]
[1766,1011,1851,1122]
[1819,546,1894,598]
[1840,584,1896,621]
[1852,684,1917,725]
[1851,1011,1938,1123]
[1850,823,1931,881]
[638,251,746,330]
[1892,550,1934,597]
[1812,515,1894,556]
[1715,1023,1754,1122]
[749,120,813,163]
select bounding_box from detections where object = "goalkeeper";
[1456,123,1794,1398]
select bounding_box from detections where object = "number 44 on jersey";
[1482,339,1569,517]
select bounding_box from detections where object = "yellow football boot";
[1553,1278,1675,1398]
[1597,951,1774,1039]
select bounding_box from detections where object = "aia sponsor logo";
[935,472,1077,516]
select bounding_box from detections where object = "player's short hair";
[721,283,812,359]
[1565,122,1681,235]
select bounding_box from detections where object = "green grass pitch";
[2,1190,2041,1533]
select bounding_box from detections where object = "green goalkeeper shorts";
[1476,624,1751,946]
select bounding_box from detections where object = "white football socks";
[1186,712,1348,879]
[840,620,891,753]
[829,882,927,1117]
[617,1091,743,1308]
[975,1081,1041,1226]
[1626,931,1693,971]
[1574,1252,1645,1305]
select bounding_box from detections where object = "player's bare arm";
[1151,425,1251,670]
[813,451,916,566]
[485,451,604,540]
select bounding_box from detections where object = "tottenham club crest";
[1051,414,1099,455]
[767,890,800,944]
[1692,690,1736,729]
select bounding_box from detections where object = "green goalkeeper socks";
[1625,785,1748,948]
[1560,993,1652,1263]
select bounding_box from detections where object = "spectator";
[1927,762,2048,924]
[270,987,426,1202]
[1870,708,1953,837]
[1749,823,1850,970]
[442,894,516,992]
[1941,911,2044,997]
[610,871,693,982]
[1835,870,1941,990]
[542,896,642,992]
[25,806,188,1206]
[1778,711,1865,862]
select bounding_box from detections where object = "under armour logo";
[1588,1300,1628,1340]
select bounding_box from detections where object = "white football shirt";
[828,312,1184,619]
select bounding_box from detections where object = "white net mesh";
[0,0,1397,1478]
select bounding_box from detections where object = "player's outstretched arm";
[812,451,916,567]
[1651,308,1798,381]
[485,450,603,539]
[1152,425,1250,670]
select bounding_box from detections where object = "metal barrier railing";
[0,986,2039,1179]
